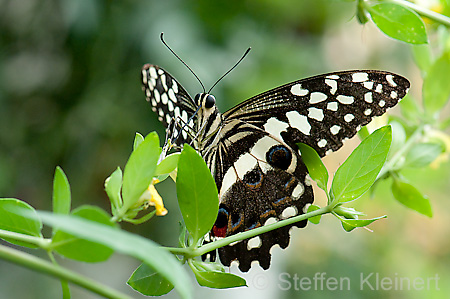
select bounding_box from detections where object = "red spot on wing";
[212,225,227,238]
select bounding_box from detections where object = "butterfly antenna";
[208,47,251,94]
[160,32,206,93]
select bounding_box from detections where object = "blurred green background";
[0,0,449,298]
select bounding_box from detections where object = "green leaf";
[122,132,160,210]
[195,271,247,289]
[104,167,123,213]
[176,145,218,244]
[307,205,321,224]
[190,261,246,289]
[128,263,174,296]
[52,205,115,262]
[392,178,432,217]
[404,142,444,168]
[0,198,43,248]
[53,166,71,214]
[412,44,433,73]
[52,167,71,215]
[297,143,328,191]
[423,54,450,114]
[389,121,406,157]
[368,3,428,44]
[155,152,180,176]
[133,132,145,151]
[336,214,387,232]
[33,211,192,299]
[357,126,370,140]
[332,126,392,203]
[334,206,365,220]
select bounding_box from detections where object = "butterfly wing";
[142,64,198,145]
[205,70,410,271]
[203,121,314,271]
[223,70,410,156]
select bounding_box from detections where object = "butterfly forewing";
[224,70,410,156]
[142,64,198,145]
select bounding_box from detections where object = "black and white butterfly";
[142,55,409,272]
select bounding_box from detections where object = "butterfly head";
[195,93,216,109]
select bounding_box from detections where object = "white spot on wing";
[290,84,309,96]
[363,81,374,89]
[364,92,373,103]
[364,108,372,115]
[286,111,311,135]
[168,100,174,112]
[352,72,368,82]
[142,70,148,84]
[281,206,298,219]
[337,95,354,104]
[375,84,383,93]
[390,90,398,99]
[160,74,167,90]
[161,93,168,105]
[327,102,338,111]
[168,89,177,103]
[181,110,188,124]
[326,74,339,80]
[264,217,278,226]
[386,74,397,87]
[264,117,289,140]
[318,139,327,148]
[149,67,157,78]
[234,153,258,179]
[325,79,337,94]
[379,100,386,107]
[330,125,341,135]
[309,92,327,104]
[247,236,262,250]
[220,167,238,197]
[154,89,160,103]
[172,80,178,93]
[308,107,324,121]
[344,114,354,122]
[292,183,304,199]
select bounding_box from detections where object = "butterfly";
[141,56,409,272]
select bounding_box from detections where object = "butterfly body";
[142,63,410,272]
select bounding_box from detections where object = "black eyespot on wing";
[266,145,292,170]
[242,167,263,189]
[215,206,229,229]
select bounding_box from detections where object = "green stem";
[392,0,450,27]
[0,229,51,249]
[377,125,425,179]
[0,244,133,299]
[48,251,71,299]
[187,206,331,257]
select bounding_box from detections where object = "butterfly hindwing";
[203,122,313,271]
[224,71,410,156]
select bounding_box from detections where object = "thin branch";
[0,229,51,249]
[0,244,133,299]
[189,206,332,257]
